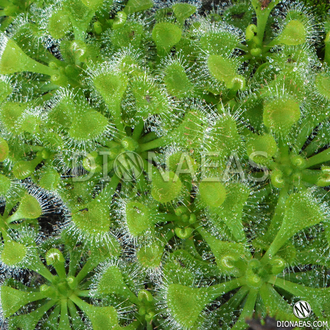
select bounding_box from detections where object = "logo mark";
[114,151,144,182]
[293,301,312,319]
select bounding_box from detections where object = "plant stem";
[269,277,306,296]
[208,277,246,300]
[76,290,90,297]
[305,148,330,168]
[29,257,56,283]
[259,186,288,247]
[99,174,120,200]
[133,119,145,140]
[140,136,167,152]
[75,258,99,284]
[147,322,153,330]
[261,229,291,264]
[68,248,82,277]
[301,169,320,185]
[231,289,258,330]
[59,299,70,329]
[294,123,314,151]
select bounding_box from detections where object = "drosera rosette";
[243,88,330,192]
[2,0,330,329]
[0,245,126,330]
[155,237,247,330]
[155,192,330,330]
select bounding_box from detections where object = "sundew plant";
[1,0,330,329]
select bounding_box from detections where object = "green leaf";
[111,21,144,49]
[199,179,227,208]
[278,20,306,46]
[172,3,196,25]
[163,60,194,98]
[0,79,12,103]
[231,289,258,330]
[137,240,164,269]
[151,169,182,203]
[0,38,55,76]
[246,134,278,165]
[213,286,249,328]
[71,200,110,234]
[209,183,249,242]
[9,300,56,330]
[48,9,72,39]
[123,0,153,15]
[93,71,128,116]
[39,167,61,191]
[1,240,27,266]
[169,110,207,149]
[0,174,10,195]
[131,75,170,117]
[125,201,153,237]
[207,55,244,89]
[273,278,330,319]
[7,194,42,223]
[259,283,298,321]
[265,191,325,259]
[315,72,330,101]
[68,110,108,141]
[263,97,300,135]
[152,22,182,56]
[198,227,249,276]
[166,284,212,329]
[0,102,26,135]
[70,296,118,330]
[200,30,240,56]
[96,265,128,296]
[1,286,47,318]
